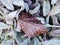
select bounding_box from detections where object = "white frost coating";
[43,0,50,16]
[51,0,57,5]
[24,3,29,12]
[0,0,14,10]
[13,0,24,9]
[0,22,10,30]
[5,10,19,25]
[49,5,60,16]
[6,8,23,25]
[6,10,19,19]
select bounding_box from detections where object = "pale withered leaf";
[13,0,24,9]
[43,0,50,16]
[19,12,48,38]
[49,5,60,16]
[29,3,40,14]
[0,0,14,10]
[0,22,10,30]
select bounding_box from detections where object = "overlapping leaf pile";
[0,0,60,45]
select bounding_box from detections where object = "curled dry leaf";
[6,10,19,19]
[18,12,48,38]
[24,3,29,12]
[5,10,20,25]
[29,3,40,14]
[5,10,18,25]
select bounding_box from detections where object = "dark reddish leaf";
[18,12,48,38]
[19,12,40,24]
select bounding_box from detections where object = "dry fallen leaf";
[13,0,24,7]
[48,5,60,16]
[0,0,14,10]
[29,3,40,14]
[43,0,50,16]
[19,20,48,38]
[18,12,48,38]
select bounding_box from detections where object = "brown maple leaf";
[18,12,48,38]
